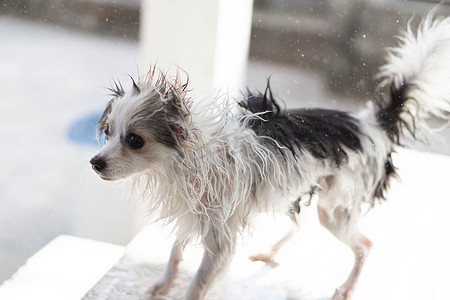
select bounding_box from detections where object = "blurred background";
[0,0,449,285]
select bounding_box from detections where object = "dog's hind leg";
[148,239,188,296]
[249,223,299,264]
[317,204,372,300]
[249,199,302,264]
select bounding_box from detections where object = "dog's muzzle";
[90,155,106,173]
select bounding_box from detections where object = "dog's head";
[90,70,192,181]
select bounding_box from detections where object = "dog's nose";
[90,156,106,173]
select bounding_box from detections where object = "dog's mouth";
[90,165,112,180]
[90,165,115,181]
[98,174,115,181]
[90,164,125,181]
[92,168,118,181]
[91,164,101,174]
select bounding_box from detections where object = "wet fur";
[90,14,450,300]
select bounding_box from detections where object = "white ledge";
[0,235,124,300]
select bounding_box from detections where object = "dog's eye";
[126,133,144,150]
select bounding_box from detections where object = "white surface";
[0,235,124,300]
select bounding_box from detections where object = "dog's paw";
[249,253,273,263]
[148,279,172,297]
[331,287,350,300]
[248,253,279,267]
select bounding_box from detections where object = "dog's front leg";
[149,240,187,296]
[184,229,236,300]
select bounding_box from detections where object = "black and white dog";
[90,15,450,300]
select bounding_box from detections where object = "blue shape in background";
[68,112,104,146]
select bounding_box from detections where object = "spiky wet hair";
[97,67,195,152]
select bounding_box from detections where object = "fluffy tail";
[376,14,450,144]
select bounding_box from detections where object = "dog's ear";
[99,79,125,132]
[163,89,191,141]
[98,99,115,132]
[163,90,184,114]
[169,122,188,140]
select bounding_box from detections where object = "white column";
[140,0,254,95]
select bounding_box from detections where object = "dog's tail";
[376,14,450,144]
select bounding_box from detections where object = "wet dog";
[90,15,450,300]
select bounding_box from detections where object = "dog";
[90,14,450,300]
